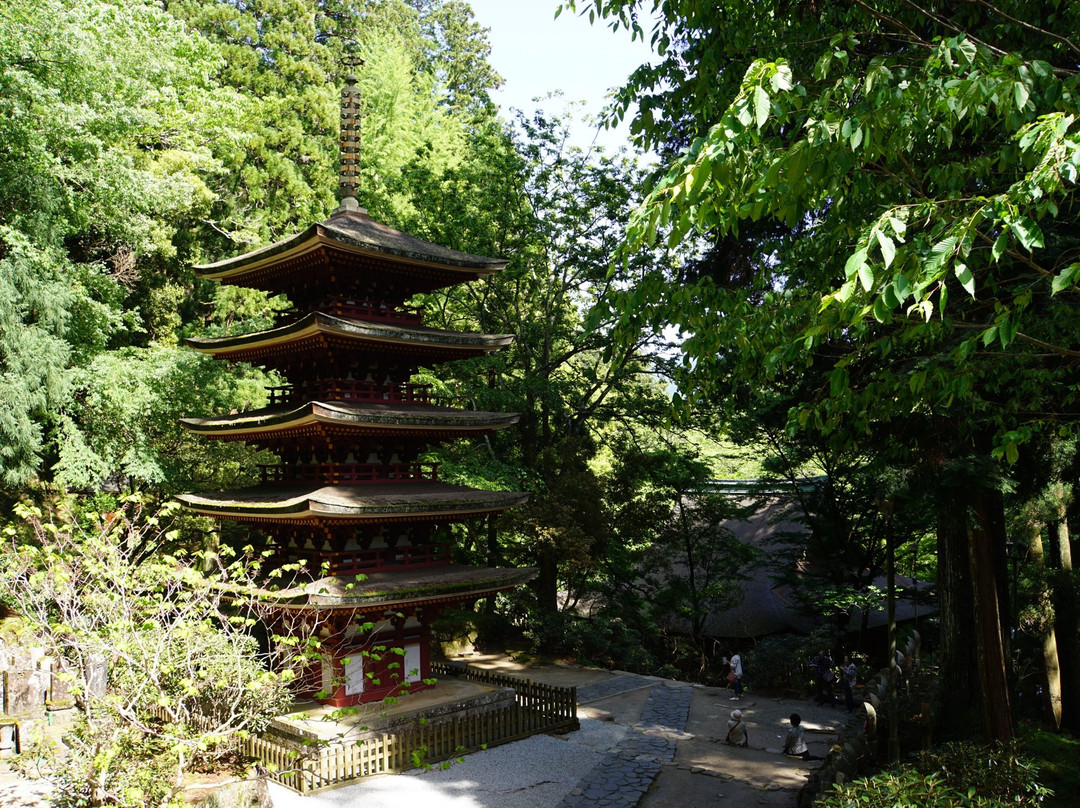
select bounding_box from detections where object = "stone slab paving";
[557,682,692,808]
[576,673,660,704]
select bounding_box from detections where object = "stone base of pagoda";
[266,676,516,745]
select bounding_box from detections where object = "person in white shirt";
[783,713,811,759]
[729,651,744,699]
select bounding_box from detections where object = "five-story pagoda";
[177,72,531,708]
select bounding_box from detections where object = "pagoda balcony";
[257,461,441,485]
[308,297,424,325]
[266,381,432,406]
[322,544,454,574]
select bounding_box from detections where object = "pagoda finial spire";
[335,57,366,216]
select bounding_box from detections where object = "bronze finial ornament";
[337,57,365,214]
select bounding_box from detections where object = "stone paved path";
[557,682,692,808]
[577,673,660,704]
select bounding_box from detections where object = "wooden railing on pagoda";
[323,297,424,324]
[257,462,440,485]
[266,381,432,406]
[321,543,453,574]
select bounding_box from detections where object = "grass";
[1020,722,1080,807]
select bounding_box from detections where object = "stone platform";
[267,677,516,745]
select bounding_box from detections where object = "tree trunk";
[966,488,1013,741]
[1048,502,1080,732]
[935,490,982,737]
[535,546,559,614]
[934,485,1013,740]
[1028,525,1063,729]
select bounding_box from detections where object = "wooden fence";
[170,663,579,794]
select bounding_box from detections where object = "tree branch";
[967,0,1080,57]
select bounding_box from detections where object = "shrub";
[525,611,658,672]
[819,741,1051,808]
[746,632,816,692]
[0,501,294,807]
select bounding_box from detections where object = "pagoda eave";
[194,214,508,288]
[180,402,521,440]
[186,312,513,363]
[176,484,530,522]
[255,566,538,613]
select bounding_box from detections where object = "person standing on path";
[729,651,744,700]
[812,650,834,706]
[840,655,857,712]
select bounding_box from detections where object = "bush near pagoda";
[0,500,294,808]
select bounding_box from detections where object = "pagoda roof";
[253,565,538,613]
[185,312,513,363]
[195,209,507,286]
[176,482,529,522]
[180,401,520,440]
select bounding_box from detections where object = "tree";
[0,0,237,493]
[53,346,277,496]
[409,106,678,617]
[0,501,293,808]
[624,449,758,648]
[564,0,1080,741]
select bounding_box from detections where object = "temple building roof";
[176,482,530,522]
[181,401,520,440]
[194,209,507,292]
[255,565,538,613]
[185,311,513,363]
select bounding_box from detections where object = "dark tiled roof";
[196,210,507,276]
[181,401,520,434]
[185,312,513,354]
[176,482,529,520]
[263,565,538,609]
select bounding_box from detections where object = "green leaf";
[875,230,896,268]
[1013,81,1030,110]
[999,315,1019,347]
[844,248,869,280]
[926,235,958,273]
[954,262,975,296]
[957,38,977,64]
[829,367,849,398]
[1009,218,1044,251]
[872,295,889,322]
[1052,263,1080,294]
[991,231,1009,262]
[753,85,770,129]
[882,283,900,308]
[770,64,793,92]
[858,261,874,292]
[850,125,863,150]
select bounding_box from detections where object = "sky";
[466,0,655,152]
